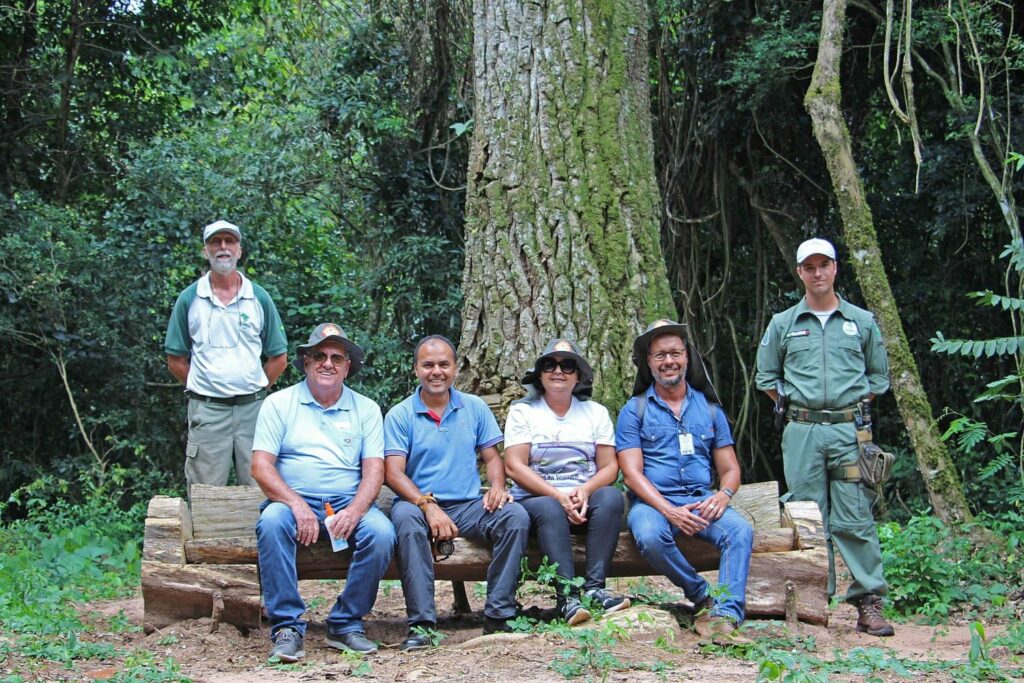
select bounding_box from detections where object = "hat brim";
[293,336,365,376]
[630,328,721,404]
[520,350,594,400]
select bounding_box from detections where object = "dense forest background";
[0,0,1021,529]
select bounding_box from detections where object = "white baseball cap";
[796,238,836,264]
[202,220,242,242]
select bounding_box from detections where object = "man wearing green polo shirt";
[165,220,288,487]
[755,238,894,636]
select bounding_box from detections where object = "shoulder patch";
[760,331,770,346]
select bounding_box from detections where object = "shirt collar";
[196,271,254,301]
[298,378,353,411]
[412,386,463,414]
[795,294,852,320]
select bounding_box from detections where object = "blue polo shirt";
[253,379,384,498]
[384,387,503,502]
[615,384,733,497]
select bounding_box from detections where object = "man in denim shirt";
[616,320,752,640]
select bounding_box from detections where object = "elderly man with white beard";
[165,220,288,487]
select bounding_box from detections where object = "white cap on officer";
[796,238,836,265]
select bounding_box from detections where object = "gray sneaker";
[268,627,304,663]
[325,630,378,654]
[584,588,631,614]
[558,596,592,625]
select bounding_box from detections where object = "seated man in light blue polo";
[384,335,529,650]
[616,320,753,641]
[252,323,395,663]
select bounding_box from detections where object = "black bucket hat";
[630,319,721,404]
[293,322,365,376]
[518,338,594,401]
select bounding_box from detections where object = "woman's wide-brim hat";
[519,338,594,401]
[630,319,721,404]
[293,322,364,376]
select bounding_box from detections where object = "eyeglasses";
[649,350,685,362]
[307,351,348,365]
[539,358,578,374]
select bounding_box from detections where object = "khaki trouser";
[781,420,887,602]
[185,398,262,488]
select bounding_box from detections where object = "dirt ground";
[5,575,1019,683]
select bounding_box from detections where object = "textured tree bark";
[458,0,675,409]
[804,0,974,527]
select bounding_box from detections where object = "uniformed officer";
[755,238,894,636]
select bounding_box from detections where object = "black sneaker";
[482,615,514,634]
[268,627,304,663]
[558,596,592,625]
[325,630,378,654]
[399,623,436,652]
[584,588,631,614]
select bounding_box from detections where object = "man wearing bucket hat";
[165,220,288,488]
[251,323,395,662]
[615,320,753,640]
[504,339,631,626]
[755,238,894,636]
[384,335,529,649]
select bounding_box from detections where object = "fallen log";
[142,480,829,631]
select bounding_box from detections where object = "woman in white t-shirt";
[504,338,630,626]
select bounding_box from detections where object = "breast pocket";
[784,339,812,356]
[836,338,864,360]
[640,425,675,449]
[331,426,364,466]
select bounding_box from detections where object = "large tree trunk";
[804,0,974,527]
[458,0,674,409]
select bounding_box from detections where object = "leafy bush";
[0,487,143,635]
[879,513,1021,619]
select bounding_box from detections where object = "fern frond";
[978,452,1015,480]
[930,336,1024,358]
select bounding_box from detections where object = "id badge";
[678,433,695,456]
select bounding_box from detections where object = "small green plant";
[625,577,680,605]
[472,581,487,600]
[410,624,446,647]
[548,620,633,679]
[380,579,401,598]
[306,595,327,610]
[339,650,372,678]
[16,631,118,667]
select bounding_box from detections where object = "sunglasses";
[539,357,578,374]
[307,351,348,365]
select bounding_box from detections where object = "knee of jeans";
[530,496,563,520]
[628,507,668,547]
[501,502,530,530]
[390,503,427,534]
[256,502,295,538]
[590,486,624,515]
[364,516,396,550]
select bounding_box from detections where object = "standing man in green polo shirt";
[755,238,894,636]
[165,220,288,488]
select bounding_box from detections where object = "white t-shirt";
[504,396,615,499]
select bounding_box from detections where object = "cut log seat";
[141,481,828,632]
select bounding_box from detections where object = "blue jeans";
[256,495,395,639]
[628,493,753,623]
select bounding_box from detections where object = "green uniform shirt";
[755,296,889,409]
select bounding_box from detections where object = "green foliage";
[0,482,142,635]
[879,514,1022,619]
[410,624,445,648]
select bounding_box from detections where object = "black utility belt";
[786,405,858,425]
[185,389,267,405]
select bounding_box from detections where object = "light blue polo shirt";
[253,379,384,498]
[615,384,733,497]
[384,387,503,502]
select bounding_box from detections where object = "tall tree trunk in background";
[458,0,674,410]
[805,0,974,527]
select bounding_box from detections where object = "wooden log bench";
[141,481,828,632]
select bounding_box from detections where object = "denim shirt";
[615,384,733,497]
